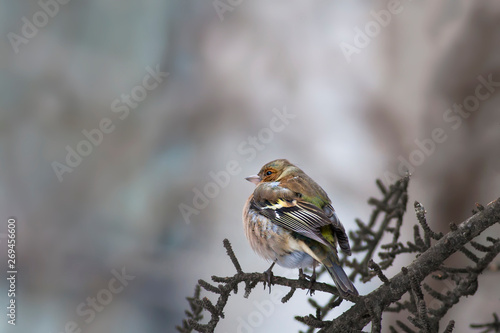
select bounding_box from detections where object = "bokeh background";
[1,0,499,332]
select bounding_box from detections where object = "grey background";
[0,0,499,332]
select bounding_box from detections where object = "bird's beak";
[245,174,261,185]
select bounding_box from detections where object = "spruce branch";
[177,175,500,333]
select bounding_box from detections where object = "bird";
[242,159,358,298]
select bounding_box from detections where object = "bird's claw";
[299,268,317,295]
[299,268,306,280]
[263,262,275,294]
[307,269,317,296]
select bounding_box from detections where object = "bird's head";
[245,159,296,185]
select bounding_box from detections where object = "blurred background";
[0,0,499,332]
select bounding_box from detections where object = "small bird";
[242,159,358,297]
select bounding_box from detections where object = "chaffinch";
[242,159,358,297]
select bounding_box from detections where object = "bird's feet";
[263,262,275,294]
[307,267,317,296]
[299,268,317,296]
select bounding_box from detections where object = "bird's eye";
[266,171,273,176]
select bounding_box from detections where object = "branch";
[471,313,500,333]
[177,174,500,333]
[321,198,500,332]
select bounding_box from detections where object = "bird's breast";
[243,200,315,269]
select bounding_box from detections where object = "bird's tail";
[323,256,358,297]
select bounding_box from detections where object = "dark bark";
[177,176,500,333]
[322,198,500,332]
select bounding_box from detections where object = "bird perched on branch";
[242,159,358,297]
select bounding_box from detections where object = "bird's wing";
[323,204,351,255]
[251,183,336,250]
